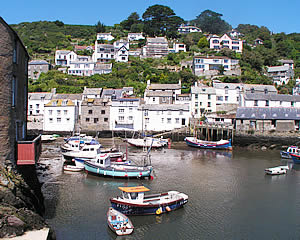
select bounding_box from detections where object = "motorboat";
[126,137,168,148]
[265,166,289,175]
[110,186,188,215]
[41,134,58,143]
[107,207,134,236]
[63,164,84,172]
[62,143,102,160]
[185,137,232,150]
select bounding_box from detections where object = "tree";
[54,20,64,27]
[120,12,141,31]
[191,10,231,34]
[142,5,184,37]
[197,36,209,48]
[95,21,106,33]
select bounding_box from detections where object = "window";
[222,40,229,44]
[254,100,258,106]
[175,118,179,124]
[119,116,124,121]
[264,89,268,94]
[94,118,99,123]
[36,104,39,109]
[156,111,160,115]
[225,96,228,101]
[208,94,211,100]
[266,100,269,107]
[251,88,255,93]
[101,110,105,114]
[291,101,295,107]
[224,59,228,63]
[13,41,17,63]
[86,118,90,122]
[208,102,211,107]
[49,118,53,123]
[129,116,133,120]
[167,118,171,124]
[195,94,198,100]
[212,40,219,44]
[57,110,61,115]
[153,97,156,102]
[195,102,198,107]
[168,111,172,115]
[217,96,223,101]
[162,97,166,102]
[12,76,16,107]
[179,111,183,115]
[36,110,40,114]
[232,46,239,50]
[119,109,125,113]
[129,108,133,112]
[88,110,93,114]
[66,118,70,122]
[57,118,61,123]
[29,105,33,109]
[145,118,149,123]
[161,118,164,123]
[64,110,68,115]
[104,118,108,122]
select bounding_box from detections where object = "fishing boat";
[184,137,232,150]
[126,137,168,148]
[280,146,300,159]
[61,139,101,152]
[290,153,300,164]
[107,207,134,236]
[84,154,152,179]
[265,166,289,175]
[64,134,95,144]
[63,164,84,172]
[110,186,188,215]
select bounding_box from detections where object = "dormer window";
[52,101,57,106]
[264,88,268,94]
[250,88,255,93]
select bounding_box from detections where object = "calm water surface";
[43,139,300,240]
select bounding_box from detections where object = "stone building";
[28,60,51,79]
[0,17,29,165]
[80,98,111,131]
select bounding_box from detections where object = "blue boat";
[290,153,300,164]
[84,155,152,179]
[110,186,188,215]
[185,137,232,150]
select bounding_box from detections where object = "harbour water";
[42,139,300,240]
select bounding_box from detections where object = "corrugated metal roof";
[236,107,300,120]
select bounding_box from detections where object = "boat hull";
[111,198,188,215]
[84,161,152,178]
[185,137,232,150]
[280,151,292,159]
[290,154,300,164]
[107,207,134,236]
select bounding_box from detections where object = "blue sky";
[1,0,299,33]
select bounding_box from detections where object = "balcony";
[17,134,42,165]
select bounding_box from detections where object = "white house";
[241,93,300,108]
[97,32,114,41]
[93,43,115,63]
[209,34,243,53]
[213,82,243,106]
[128,33,145,41]
[278,59,294,69]
[142,37,169,58]
[227,29,243,39]
[28,92,53,116]
[55,50,77,66]
[267,65,294,85]
[169,43,186,53]
[191,84,217,118]
[93,63,112,75]
[135,104,190,132]
[193,56,240,77]
[110,98,141,131]
[68,56,94,76]
[178,24,202,34]
[114,39,129,62]
[43,99,78,132]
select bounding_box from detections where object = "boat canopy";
[118,186,150,193]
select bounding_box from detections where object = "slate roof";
[244,93,300,102]
[52,94,82,100]
[101,89,123,99]
[236,107,300,120]
[146,91,173,97]
[244,84,277,93]
[147,37,168,43]
[83,88,102,95]
[267,65,290,72]
[278,59,294,64]
[191,86,216,94]
[149,84,181,90]
[213,82,243,90]
[138,104,189,111]
[28,92,52,100]
[56,50,71,55]
[94,63,112,70]
[29,60,49,65]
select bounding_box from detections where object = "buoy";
[125,173,128,177]
[166,206,171,212]
[150,175,154,180]
[117,157,122,162]
[156,207,162,215]
[139,172,142,176]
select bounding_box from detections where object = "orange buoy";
[166,206,171,212]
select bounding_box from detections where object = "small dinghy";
[63,165,84,172]
[107,207,134,236]
[265,166,289,175]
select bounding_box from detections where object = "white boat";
[107,207,134,236]
[265,166,289,175]
[62,144,103,160]
[41,135,58,143]
[63,165,84,172]
[126,137,168,148]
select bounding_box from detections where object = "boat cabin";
[287,146,300,154]
[95,153,112,167]
[118,186,150,203]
